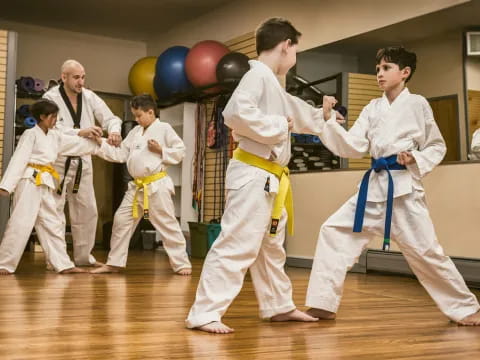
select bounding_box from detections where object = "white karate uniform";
[470,128,480,160]
[95,119,191,271]
[186,60,329,328]
[43,86,122,265]
[0,125,98,272]
[306,88,480,321]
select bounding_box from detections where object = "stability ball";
[153,74,170,101]
[185,40,230,92]
[216,52,250,83]
[155,46,191,97]
[128,56,157,99]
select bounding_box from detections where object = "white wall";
[147,0,469,54]
[407,30,466,158]
[466,56,480,91]
[0,21,147,94]
[287,162,480,260]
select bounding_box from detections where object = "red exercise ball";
[185,40,230,92]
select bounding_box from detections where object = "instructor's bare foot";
[0,268,13,275]
[195,321,234,334]
[60,267,87,274]
[90,265,122,274]
[271,309,319,322]
[176,268,192,276]
[306,308,336,320]
[457,310,480,326]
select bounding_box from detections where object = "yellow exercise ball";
[128,56,157,99]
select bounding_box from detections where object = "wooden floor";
[1,250,480,360]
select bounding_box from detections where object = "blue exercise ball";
[155,46,191,97]
[153,74,170,101]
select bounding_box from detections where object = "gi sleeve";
[95,130,134,163]
[408,98,446,178]
[222,72,289,145]
[161,124,186,165]
[58,133,99,157]
[0,131,35,193]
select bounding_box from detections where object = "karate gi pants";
[55,159,98,265]
[105,177,191,272]
[0,179,75,272]
[186,160,296,328]
[306,190,480,322]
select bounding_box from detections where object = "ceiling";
[0,0,235,42]
[306,0,480,55]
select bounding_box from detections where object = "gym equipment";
[128,56,157,99]
[17,77,35,93]
[24,116,37,128]
[16,104,31,118]
[155,46,191,96]
[33,79,45,92]
[185,40,229,92]
[216,52,250,84]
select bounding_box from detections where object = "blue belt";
[353,155,406,251]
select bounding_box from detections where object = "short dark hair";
[130,94,157,116]
[376,46,417,82]
[255,17,301,54]
[30,99,59,122]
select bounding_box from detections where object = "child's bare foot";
[93,261,104,267]
[271,309,319,322]
[0,268,13,275]
[176,268,192,276]
[457,310,480,326]
[195,321,234,334]
[90,265,122,274]
[60,267,88,274]
[306,307,337,320]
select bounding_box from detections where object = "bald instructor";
[43,59,122,266]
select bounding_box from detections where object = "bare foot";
[176,268,192,276]
[271,309,319,322]
[195,321,234,334]
[0,268,13,275]
[89,265,122,274]
[93,261,104,267]
[60,267,88,274]
[306,308,337,320]
[457,310,480,326]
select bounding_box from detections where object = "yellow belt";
[232,148,293,236]
[133,171,168,219]
[28,163,60,187]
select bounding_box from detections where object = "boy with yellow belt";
[186,18,344,333]
[0,99,99,274]
[91,94,191,275]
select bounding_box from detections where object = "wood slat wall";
[347,73,381,169]
[0,30,8,176]
[203,32,256,223]
[468,90,480,141]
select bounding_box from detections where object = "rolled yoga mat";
[19,77,35,92]
[33,78,45,92]
[24,116,37,128]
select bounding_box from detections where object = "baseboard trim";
[286,250,480,289]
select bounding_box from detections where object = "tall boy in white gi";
[305,46,480,326]
[186,18,345,334]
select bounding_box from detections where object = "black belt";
[57,156,82,195]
